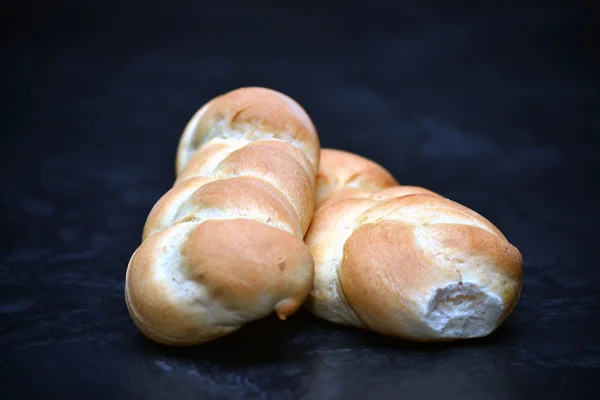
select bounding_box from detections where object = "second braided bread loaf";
[305,149,523,342]
[125,87,320,346]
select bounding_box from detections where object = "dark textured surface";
[1,1,599,399]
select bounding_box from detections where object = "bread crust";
[125,87,320,345]
[305,148,523,341]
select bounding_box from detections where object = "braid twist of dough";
[125,87,320,346]
[305,149,523,341]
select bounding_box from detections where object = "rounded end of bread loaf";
[423,282,504,339]
[125,219,314,346]
[336,220,522,342]
[124,281,230,347]
[175,86,320,175]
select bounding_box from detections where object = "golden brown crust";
[182,219,313,318]
[214,143,315,234]
[125,87,320,346]
[358,193,506,238]
[316,148,398,208]
[340,222,446,339]
[126,224,232,346]
[371,185,440,201]
[142,176,216,241]
[176,87,319,174]
[178,177,301,236]
[305,148,523,341]
[248,140,316,186]
[175,141,242,184]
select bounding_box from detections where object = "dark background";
[1,1,599,399]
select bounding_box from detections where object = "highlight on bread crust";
[305,148,523,341]
[125,87,320,346]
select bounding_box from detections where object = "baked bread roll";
[125,87,320,346]
[305,148,523,341]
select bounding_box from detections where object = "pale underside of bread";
[305,148,523,341]
[124,87,320,346]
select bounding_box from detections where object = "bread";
[125,87,320,346]
[305,148,523,341]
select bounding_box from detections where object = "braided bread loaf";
[305,149,523,341]
[125,87,320,346]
